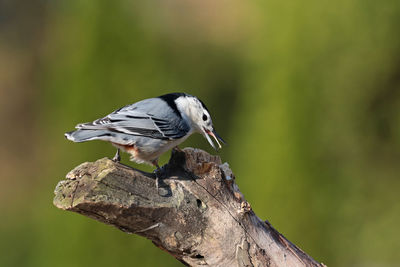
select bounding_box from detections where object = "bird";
[65,92,225,171]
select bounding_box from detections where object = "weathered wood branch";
[54,147,325,267]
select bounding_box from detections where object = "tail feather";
[65,129,113,143]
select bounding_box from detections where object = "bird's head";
[175,94,226,150]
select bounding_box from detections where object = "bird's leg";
[112,148,121,162]
[152,160,161,193]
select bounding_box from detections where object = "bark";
[54,147,326,267]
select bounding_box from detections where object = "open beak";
[203,128,226,150]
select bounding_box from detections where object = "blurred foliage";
[0,0,399,266]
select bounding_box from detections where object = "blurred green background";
[1,0,399,266]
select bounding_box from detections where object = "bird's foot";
[153,167,162,195]
[112,149,121,162]
[152,161,164,196]
[172,146,183,153]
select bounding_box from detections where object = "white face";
[175,95,225,149]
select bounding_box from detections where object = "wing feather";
[76,99,189,140]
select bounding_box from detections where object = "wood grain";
[54,148,325,267]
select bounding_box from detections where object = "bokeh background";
[1,0,400,266]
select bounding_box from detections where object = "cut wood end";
[53,157,117,210]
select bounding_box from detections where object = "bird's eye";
[202,114,208,121]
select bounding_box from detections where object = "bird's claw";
[153,168,161,195]
[153,165,164,196]
[112,149,121,162]
[173,146,183,153]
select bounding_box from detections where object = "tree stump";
[54,147,325,267]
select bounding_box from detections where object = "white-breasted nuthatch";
[65,93,225,169]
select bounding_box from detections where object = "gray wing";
[76,98,190,140]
